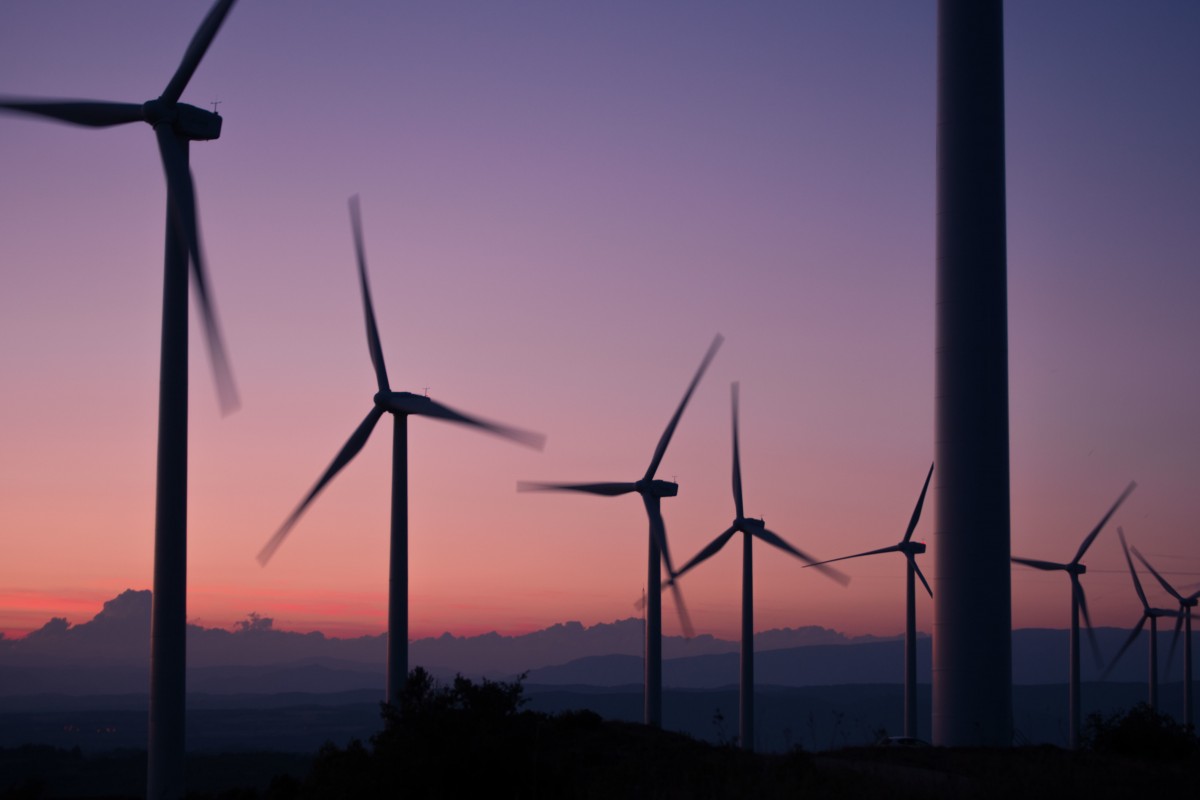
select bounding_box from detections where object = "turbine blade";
[1073,480,1137,565]
[1102,615,1147,680]
[913,557,933,598]
[1010,557,1069,572]
[517,480,637,496]
[644,334,723,481]
[669,526,739,584]
[902,462,935,543]
[1166,613,1185,679]
[156,126,239,414]
[1132,546,1184,603]
[805,544,903,568]
[0,98,144,127]
[642,494,679,578]
[257,406,385,565]
[348,195,389,392]
[1118,528,1150,610]
[756,527,849,586]
[1075,579,1102,669]
[162,0,238,103]
[418,398,545,450]
[731,381,744,519]
[668,581,694,639]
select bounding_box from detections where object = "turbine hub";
[900,541,927,556]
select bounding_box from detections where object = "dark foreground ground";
[3,737,1199,800]
[2,673,1196,799]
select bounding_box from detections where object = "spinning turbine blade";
[349,195,390,392]
[156,126,239,414]
[1073,481,1137,565]
[162,0,239,103]
[1166,613,1185,678]
[644,333,723,481]
[755,527,849,585]
[806,543,903,568]
[1118,528,1150,609]
[1103,615,1148,679]
[671,526,739,584]
[418,397,545,450]
[643,494,693,637]
[0,99,144,127]
[913,557,933,598]
[1074,579,1103,668]
[1133,546,1185,603]
[903,462,934,543]
[731,382,744,520]
[517,481,636,496]
[1010,557,1068,572]
[258,406,385,565]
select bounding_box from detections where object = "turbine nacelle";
[635,478,678,497]
[898,540,927,556]
[376,390,432,416]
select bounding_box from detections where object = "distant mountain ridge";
[0,589,879,674]
[1,590,1193,698]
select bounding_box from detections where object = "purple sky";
[1,1,1197,642]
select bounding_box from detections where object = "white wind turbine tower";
[1132,546,1199,730]
[804,464,934,741]
[1010,482,1136,749]
[1104,527,1178,712]
[519,335,723,728]
[665,382,848,751]
[258,197,545,705]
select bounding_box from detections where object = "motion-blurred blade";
[644,334,723,481]
[642,495,679,578]
[912,557,933,598]
[348,195,390,392]
[1132,546,1184,602]
[1010,557,1068,572]
[156,125,238,413]
[162,0,238,103]
[755,527,849,586]
[517,480,636,496]
[668,581,694,639]
[903,463,934,543]
[419,398,545,450]
[1165,613,1185,679]
[805,544,903,568]
[1118,528,1150,609]
[0,98,144,127]
[257,406,385,565]
[1074,579,1102,669]
[670,526,738,584]
[1073,481,1137,565]
[731,381,744,519]
[1102,615,1148,680]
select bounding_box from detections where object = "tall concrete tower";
[933,0,1013,746]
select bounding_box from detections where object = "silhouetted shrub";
[1083,703,1196,760]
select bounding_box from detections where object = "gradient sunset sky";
[1,1,1197,644]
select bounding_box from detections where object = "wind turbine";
[1132,546,1199,730]
[804,463,934,742]
[258,196,545,706]
[665,382,848,751]
[519,334,723,728]
[1104,527,1178,712]
[1,3,240,797]
[1009,481,1136,749]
